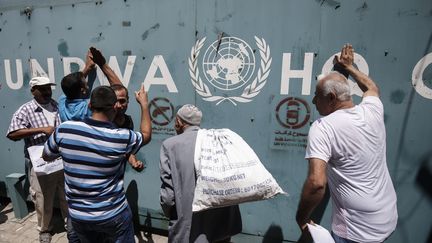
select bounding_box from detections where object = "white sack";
[27,145,63,175]
[192,128,285,212]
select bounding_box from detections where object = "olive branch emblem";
[189,36,272,105]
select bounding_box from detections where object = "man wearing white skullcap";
[160,104,242,243]
[175,104,203,130]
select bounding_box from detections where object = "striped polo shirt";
[43,118,143,222]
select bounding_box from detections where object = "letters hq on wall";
[2,51,432,99]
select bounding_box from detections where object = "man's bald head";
[317,71,351,102]
[312,71,353,116]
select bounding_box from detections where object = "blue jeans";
[66,216,80,243]
[331,231,358,243]
[71,207,135,243]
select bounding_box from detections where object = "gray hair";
[317,71,351,101]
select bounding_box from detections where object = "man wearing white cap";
[160,104,242,243]
[6,77,68,243]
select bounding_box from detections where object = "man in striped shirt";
[43,85,152,242]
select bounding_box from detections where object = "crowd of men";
[6,44,397,243]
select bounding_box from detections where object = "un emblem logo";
[189,36,272,105]
[202,37,256,91]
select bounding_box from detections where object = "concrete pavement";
[0,198,168,243]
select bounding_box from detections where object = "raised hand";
[135,84,148,106]
[334,44,354,69]
[86,50,95,68]
[89,46,106,67]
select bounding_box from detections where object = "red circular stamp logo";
[275,97,311,129]
[149,97,174,126]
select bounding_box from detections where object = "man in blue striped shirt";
[43,85,151,243]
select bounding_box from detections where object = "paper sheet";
[307,223,335,243]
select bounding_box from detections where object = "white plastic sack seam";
[192,128,286,212]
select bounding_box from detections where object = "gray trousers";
[27,159,68,233]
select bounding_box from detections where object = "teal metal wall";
[0,0,431,242]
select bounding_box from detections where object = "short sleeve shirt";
[7,99,60,157]
[305,96,398,242]
[43,118,144,222]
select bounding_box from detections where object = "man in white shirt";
[296,44,398,243]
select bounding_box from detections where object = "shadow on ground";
[0,197,11,224]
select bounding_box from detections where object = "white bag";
[27,145,63,175]
[192,129,285,212]
[307,224,335,243]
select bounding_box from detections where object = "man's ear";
[175,116,184,130]
[175,116,183,126]
[328,92,337,103]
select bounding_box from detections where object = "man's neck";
[77,93,87,99]
[334,100,355,111]
[114,114,126,126]
[183,124,200,132]
[34,97,50,105]
[91,112,110,122]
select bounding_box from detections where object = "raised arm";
[81,50,96,78]
[334,44,379,97]
[90,47,122,86]
[134,84,152,145]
